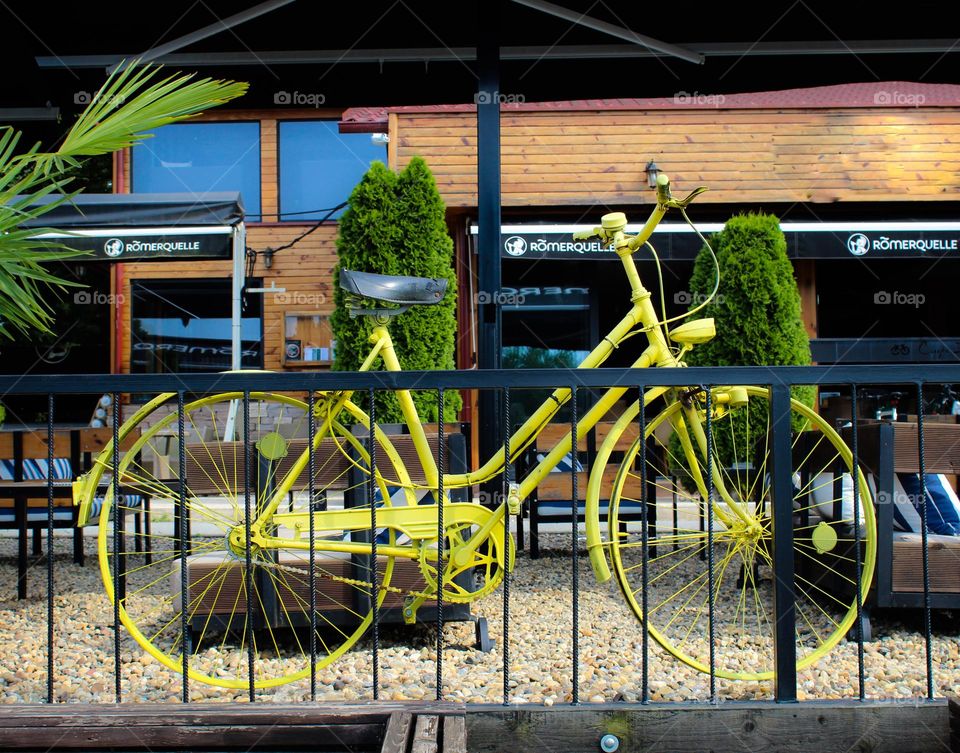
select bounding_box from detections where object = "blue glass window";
[279,121,386,221]
[132,122,261,221]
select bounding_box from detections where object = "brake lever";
[572,227,604,241]
[664,185,709,210]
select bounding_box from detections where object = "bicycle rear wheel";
[608,386,876,681]
[93,392,413,689]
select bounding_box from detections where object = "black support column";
[770,384,798,702]
[476,0,503,501]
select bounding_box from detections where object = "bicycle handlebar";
[573,175,708,254]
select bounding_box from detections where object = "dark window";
[131,122,261,221]
[279,121,386,220]
[131,279,263,374]
[816,259,957,338]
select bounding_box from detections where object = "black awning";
[15,193,244,261]
[19,192,244,229]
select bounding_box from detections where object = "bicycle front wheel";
[608,386,876,681]
[94,391,412,690]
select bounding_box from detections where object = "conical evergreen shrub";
[678,213,814,472]
[332,158,460,422]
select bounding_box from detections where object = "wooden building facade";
[106,82,960,394]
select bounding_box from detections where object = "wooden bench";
[799,420,960,636]
[171,425,487,640]
[852,421,960,614]
[521,422,650,559]
[0,427,141,599]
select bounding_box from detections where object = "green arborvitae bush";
[678,213,814,472]
[392,156,462,420]
[331,157,460,423]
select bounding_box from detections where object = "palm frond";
[0,60,247,338]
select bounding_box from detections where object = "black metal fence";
[1,363,959,707]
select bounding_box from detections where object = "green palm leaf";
[0,60,247,338]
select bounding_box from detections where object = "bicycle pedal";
[401,596,418,625]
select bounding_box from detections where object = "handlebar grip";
[656,173,672,204]
[572,227,603,241]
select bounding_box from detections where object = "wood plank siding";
[393,109,960,206]
[117,109,341,373]
[118,224,339,373]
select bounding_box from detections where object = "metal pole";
[477,0,503,504]
[231,223,246,372]
[225,223,246,442]
[770,384,798,702]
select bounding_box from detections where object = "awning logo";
[504,236,527,256]
[104,238,125,257]
[847,233,870,256]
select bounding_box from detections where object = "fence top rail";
[2,364,960,395]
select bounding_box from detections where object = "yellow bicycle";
[75,175,876,689]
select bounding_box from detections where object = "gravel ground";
[1,532,959,704]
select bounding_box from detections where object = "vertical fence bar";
[502,386,511,706]
[307,392,317,701]
[367,388,379,701]
[769,383,798,702]
[111,392,122,702]
[704,387,717,702]
[243,390,255,702]
[850,386,866,700]
[570,386,579,705]
[916,384,934,700]
[638,387,649,704]
[177,391,190,702]
[46,394,55,704]
[436,388,445,701]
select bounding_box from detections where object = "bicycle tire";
[606,386,876,682]
[87,391,414,690]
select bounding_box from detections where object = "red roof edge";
[339,81,960,129]
[339,108,389,133]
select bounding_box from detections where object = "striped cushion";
[812,472,960,535]
[0,508,76,523]
[537,452,584,473]
[892,473,960,535]
[0,458,73,481]
[0,496,139,525]
[536,499,645,519]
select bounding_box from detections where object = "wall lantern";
[645,160,661,189]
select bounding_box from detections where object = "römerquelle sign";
[478,223,960,260]
[38,229,233,261]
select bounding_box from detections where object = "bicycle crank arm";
[449,502,509,570]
